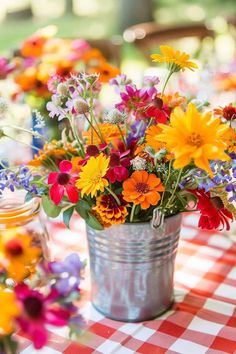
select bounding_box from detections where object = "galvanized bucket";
[86,213,182,322]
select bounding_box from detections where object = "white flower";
[105,108,126,124]
[33,110,45,129]
[0,97,9,117]
[130,156,147,170]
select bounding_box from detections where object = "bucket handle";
[151,208,164,229]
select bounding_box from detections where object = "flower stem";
[161,70,174,96]
[4,133,41,151]
[164,168,183,211]
[117,124,127,148]
[130,204,136,222]
[68,116,85,157]
[83,113,102,142]
[2,125,48,142]
[105,186,121,206]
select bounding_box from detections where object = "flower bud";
[131,156,147,171]
[105,108,126,124]
[73,99,89,114]
[57,83,69,96]
[0,97,9,117]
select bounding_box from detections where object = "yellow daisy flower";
[151,45,198,72]
[0,230,41,282]
[0,288,20,335]
[76,153,110,197]
[156,103,230,176]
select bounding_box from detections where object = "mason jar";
[0,190,50,267]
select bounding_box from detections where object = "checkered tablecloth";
[17,214,236,354]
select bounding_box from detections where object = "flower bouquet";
[1,45,236,321]
[1,27,120,149]
[0,228,85,353]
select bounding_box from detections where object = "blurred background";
[0,0,235,163]
[0,0,235,66]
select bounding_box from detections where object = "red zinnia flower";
[190,189,233,230]
[15,284,70,349]
[48,160,79,205]
[106,150,131,183]
[144,97,170,124]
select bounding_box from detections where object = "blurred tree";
[119,0,154,32]
[65,0,73,13]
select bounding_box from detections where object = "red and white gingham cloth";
[17,214,236,354]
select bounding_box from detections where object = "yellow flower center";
[187,133,203,147]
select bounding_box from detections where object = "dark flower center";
[153,97,163,109]
[109,154,120,167]
[136,182,149,194]
[87,145,99,156]
[211,196,224,209]
[57,172,70,185]
[24,296,43,318]
[223,106,236,120]
[5,239,23,257]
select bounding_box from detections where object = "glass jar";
[0,190,51,265]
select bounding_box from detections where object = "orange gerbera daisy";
[21,35,47,58]
[29,140,78,167]
[161,92,187,109]
[88,61,120,83]
[83,123,123,146]
[0,288,20,335]
[0,230,40,282]
[122,170,164,209]
[151,45,198,72]
[82,48,105,65]
[94,195,128,226]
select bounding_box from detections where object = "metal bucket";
[86,213,182,322]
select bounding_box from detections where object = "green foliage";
[42,195,61,218]
[63,206,75,228]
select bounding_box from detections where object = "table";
[17,213,236,354]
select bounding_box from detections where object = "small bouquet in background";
[0,26,120,148]
[1,45,236,232]
[0,229,85,353]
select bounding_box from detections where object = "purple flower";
[49,253,85,296]
[109,74,132,93]
[0,165,39,195]
[143,76,160,96]
[48,75,62,93]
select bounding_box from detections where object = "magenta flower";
[15,284,71,349]
[106,150,131,183]
[0,57,15,79]
[48,160,79,205]
[116,85,152,118]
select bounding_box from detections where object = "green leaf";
[42,195,61,218]
[75,199,91,219]
[86,212,103,230]
[63,206,75,228]
[25,192,33,203]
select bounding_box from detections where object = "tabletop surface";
[16,214,236,354]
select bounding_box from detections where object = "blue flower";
[49,253,85,296]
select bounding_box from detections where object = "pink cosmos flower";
[0,57,15,79]
[48,160,79,205]
[106,150,131,183]
[116,85,152,118]
[15,284,71,349]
